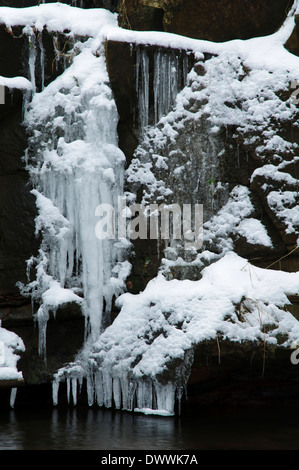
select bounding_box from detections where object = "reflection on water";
[1,405,299,450]
[0,407,183,450]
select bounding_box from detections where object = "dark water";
[1,404,299,451]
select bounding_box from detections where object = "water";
[1,404,299,450]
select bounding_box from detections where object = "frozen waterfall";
[21,40,130,358]
[14,6,196,417]
[18,22,187,416]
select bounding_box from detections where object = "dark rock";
[287,295,299,320]
[120,0,291,42]
[118,0,164,31]
[2,302,85,386]
[285,14,299,56]
[183,339,299,408]
[0,24,27,80]
[0,104,38,298]
[105,40,139,162]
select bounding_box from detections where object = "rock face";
[0,27,36,300]
[0,1,299,410]
[119,0,291,41]
[183,340,299,409]
[106,38,299,282]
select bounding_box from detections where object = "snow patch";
[0,321,24,383]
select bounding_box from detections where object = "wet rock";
[183,339,299,408]
[2,302,85,386]
[119,0,291,42]
[285,15,299,56]
[0,104,38,299]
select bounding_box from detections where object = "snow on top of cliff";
[0,0,299,92]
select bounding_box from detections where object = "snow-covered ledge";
[0,320,24,406]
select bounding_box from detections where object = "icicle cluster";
[52,352,192,416]
[20,37,131,359]
[135,46,191,134]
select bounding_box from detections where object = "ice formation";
[135,46,191,133]
[0,2,298,415]
[19,19,132,360]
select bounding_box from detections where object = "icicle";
[102,370,113,408]
[71,378,77,405]
[52,35,60,72]
[36,305,49,361]
[52,379,60,406]
[153,50,161,124]
[136,47,150,132]
[66,377,71,404]
[154,382,176,415]
[137,47,190,131]
[38,32,45,90]
[112,377,121,409]
[176,386,184,416]
[135,378,154,410]
[120,375,130,410]
[94,369,104,407]
[23,42,128,359]
[153,49,182,124]
[10,388,17,409]
[182,54,189,86]
[86,370,94,407]
[28,32,36,94]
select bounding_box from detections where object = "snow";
[267,190,299,234]
[134,408,174,417]
[0,76,32,91]
[94,252,299,378]
[52,251,299,415]
[0,321,24,382]
[0,1,298,413]
[0,3,118,37]
[203,185,260,252]
[235,218,273,247]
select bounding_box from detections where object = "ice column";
[136,47,150,131]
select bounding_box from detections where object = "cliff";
[0,0,298,414]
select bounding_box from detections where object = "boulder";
[184,339,299,408]
[119,0,291,42]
